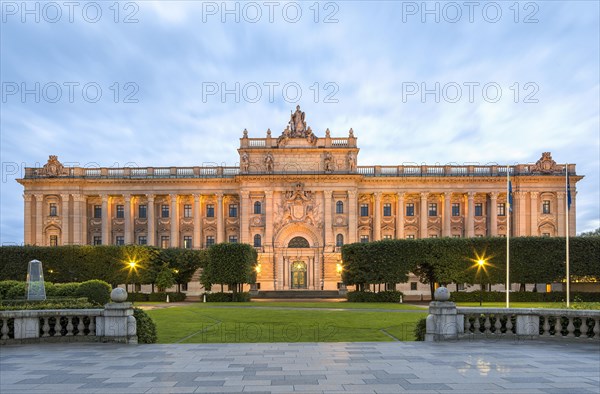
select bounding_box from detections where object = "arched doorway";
[290,261,307,289]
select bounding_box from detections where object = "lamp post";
[477,259,485,306]
[128,260,137,294]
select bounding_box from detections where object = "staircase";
[253,290,342,299]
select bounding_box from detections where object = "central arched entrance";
[290,261,307,289]
[274,224,323,290]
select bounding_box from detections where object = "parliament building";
[17,106,582,295]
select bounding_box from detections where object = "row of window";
[92,234,264,248]
[357,202,549,217]
[91,203,242,219]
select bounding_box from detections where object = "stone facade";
[17,107,582,293]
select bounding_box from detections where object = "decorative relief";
[334,215,346,226]
[226,217,239,226]
[273,183,322,232]
[38,155,69,177]
[533,152,559,173]
[264,152,274,173]
[203,218,216,227]
[251,215,264,227]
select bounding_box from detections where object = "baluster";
[464,315,472,333]
[473,315,481,334]
[494,315,502,335]
[580,318,588,339]
[506,315,513,334]
[0,318,8,339]
[593,319,600,340]
[89,316,96,336]
[66,316,74,336]
[77,316,85,336]
[542,316,551,336]
[566,317,575,338]
[484,315,492,335]
[41,317,50,337]
[554,315,563,337]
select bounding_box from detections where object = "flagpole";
[506,165,510,308]
[566,164,570,307]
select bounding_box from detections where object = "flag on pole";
[567,169,572,210]
[508,179,513,212]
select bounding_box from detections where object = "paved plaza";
[0,340,598,393]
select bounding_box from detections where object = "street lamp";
[477,259,486,306]
[127,260,137,294]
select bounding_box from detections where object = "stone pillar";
[216,193,224,243]
[101,195,110,245]
[23,194,33,245]
[425,301,462,342]
[170,194,179,247]
[374,192,381,241]
[97,301,137,344]
[35,194,43,245]
[396,192,404,239]
[124,194,132,244]
[557,192,566,236]
[147,194,155,246]
[193,194,201,248]
[60,194,70,245]
[79,196,87,245]
[348,190,357,243]
[489,192,498,236]
[466,192,475,238]
[529,191,539,236]
[420,192,428,238]
[515,192,527,236]
[443,192,452,237]
[265,191,273,248]
[240,191,250,244]
[324,191,332,249]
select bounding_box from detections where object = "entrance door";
[290,261,307,289]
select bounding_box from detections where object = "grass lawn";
[144,303,426,343]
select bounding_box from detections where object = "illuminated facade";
[17,107,582,294]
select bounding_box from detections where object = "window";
[161,205,169,218]
[430,234,438,238]
[206,236,215,247]
[428,203,437,217]
[229,235,238,243]
[360,203,369,217]
[93,236,102,245]
[116,205,124,218]
[336,200,344,214]
[476,234,484,238]
[336,234,344,247]
[406,234,415,239]
[50,235,58,246]
[406,203,414,217]
[138,204,147,219]
[542,232,550,237]
[181,283,188,291]
[254,201,262,214]
[360,235,369,243]
[183,236,192,249]
[229,204,238,218]
[206,204,214,217]
[115,236,124,245]
[457,283,465,291]
[410,282,418,291]
[453,234,461,238]
[452,203,460,217]
[184,204,192,218]
[542,200,551,214]
[253,234,262,247]
[94,205,102,218]
[383,203,392,217]
[135,284,142,292]
[475,203,483,217]
[138,236,147,245]
[383,235,392,240]
[161,236,169,248]
[49,203,57,217]
[497,203,506,217]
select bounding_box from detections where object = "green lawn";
[144,303,426,343]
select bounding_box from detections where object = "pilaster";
[216,193,224,243]
[147,194,155,246]
[193,194,201,249]
[489,192,498,237]
[529,191,539,236]
[101,195,110,245]
[396,192,404,239]
[420,192,428,238]
[170,194,179,247]
[443,192,452,237]
[466,192,475,238]
[23,194,33,245]
[374,192,381,241]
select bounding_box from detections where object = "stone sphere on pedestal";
[434,286,450,301]
[110,287,128,303]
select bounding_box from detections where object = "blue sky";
[1,0,599,243]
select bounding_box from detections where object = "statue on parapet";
[289,105,306,135]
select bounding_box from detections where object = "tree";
[580,228,600,237]
[203,243,257,294]
[155,264,175,292]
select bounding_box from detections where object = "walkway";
[1,341,598,393]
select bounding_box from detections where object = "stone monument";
[26,259,46,301]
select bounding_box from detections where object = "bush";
[147,292,187,302]
[127,292,149,302]
[133,307,157,344]
[203,292,251,302]
[414,317,426,341]
[6,282,27,299]
[0,280,24,299]
[75,280,111,305]
[0,298,94,311]
[53,283,81,297]
[346,291,404,303]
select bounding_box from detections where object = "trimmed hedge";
[347,291,404,303]
[133,307,157,344]
[450,291,600,303]
[203,292,251,302]
[75,280,112,305]
[127,292,186,302]
[414,317,426,341]
[0,298,95,311]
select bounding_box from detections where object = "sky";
[1,0,599,244]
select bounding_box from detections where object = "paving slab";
[0,340,598,393]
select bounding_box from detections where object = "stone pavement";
[0,341,598,393]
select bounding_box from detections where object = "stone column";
[147,194,155,246]
[374,192,381,241]
[557,192,566,236]
[79,195,87,245]
[466,192,475,238]
[170,194,179,247]
[72,194,82,245]
[396,192,404,239]
[240,191,250,244]
[420,192,428,238]
[216,193,224,243]
[193,194,201,248]
[61,194,70,245]
[23,194,33,245]
[101,195,110,245]
[265,191,273,249]
[515,192,527,236]
[124,194,132,244]
[348,190,358,243]
[529,191,539,236]
[324,191,332,249]
[35,194,43,245]
[443,192,452,237]
[489,192,498,236]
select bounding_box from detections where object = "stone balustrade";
[0,302,137,345]
[426,300,600,342]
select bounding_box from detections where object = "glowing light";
[478,259,485,267]
[128,261,136,268]
[255,264,262,274]
[336,263,343,274]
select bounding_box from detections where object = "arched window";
[253,234,262,247]
[336,234,344,247]
[288,236,310,248]
[254,201,262,214]
[336,200,344,214]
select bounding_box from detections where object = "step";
[253,290,343,299]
